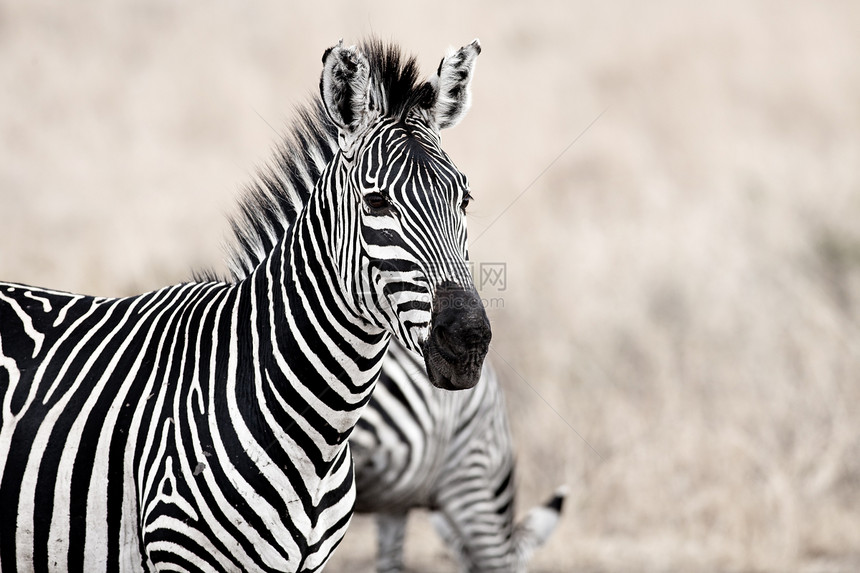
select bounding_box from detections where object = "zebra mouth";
[423,340,488,390]
[421,282,491,391]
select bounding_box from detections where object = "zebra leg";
[429,511,469,571]
[375,512,408,573]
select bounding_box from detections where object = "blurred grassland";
[1,2,859,571]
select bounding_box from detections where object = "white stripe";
[23,290,52,312]
[0,290,45,357]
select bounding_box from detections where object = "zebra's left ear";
[320,40,378,151]
[428,39,481,131]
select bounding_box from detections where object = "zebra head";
[319,39,491,390]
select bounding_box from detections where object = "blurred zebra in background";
[351,341,565,572]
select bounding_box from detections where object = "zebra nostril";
[433,321,490,359]
[435,326,451,351]
[461,321,491,347]
[432,323,468,361]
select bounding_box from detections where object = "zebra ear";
[428,39,481,130]
[320,40,377,151]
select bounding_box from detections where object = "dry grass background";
[2,1,860,571]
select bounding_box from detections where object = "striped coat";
[0,38,488,572]
[352,341,565,572]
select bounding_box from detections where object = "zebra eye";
[460,191,473,213]
[364,192,390,211]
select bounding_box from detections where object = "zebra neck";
[237,225,389,454]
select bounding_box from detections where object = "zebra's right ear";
[320,40,378,151]
[427,39,481,131]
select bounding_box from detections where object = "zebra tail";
[513,485,568,565]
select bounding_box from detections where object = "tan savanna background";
[2,1,860,571]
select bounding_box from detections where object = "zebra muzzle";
[422,282,491,390]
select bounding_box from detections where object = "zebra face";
[321,39,491,390]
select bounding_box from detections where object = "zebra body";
[351,341,565,573]
[0,38,489,572]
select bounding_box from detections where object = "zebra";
[350,340,566,572]
[0,38,490,572]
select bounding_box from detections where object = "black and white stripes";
[0,38,487,572]
[351,340,565,573]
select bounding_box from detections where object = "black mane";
[212,38,433,282]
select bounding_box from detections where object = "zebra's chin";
[423,342,487,390]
